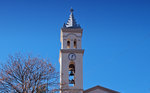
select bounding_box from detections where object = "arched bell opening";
[68,62,75,87]
[74,39,77,49]
[67,39,70,49]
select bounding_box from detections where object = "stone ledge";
[61,28,83,33]
[60,49,84,54]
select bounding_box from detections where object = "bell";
[69,79,75,84]
[69,70,74,76]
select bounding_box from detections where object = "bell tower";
[59,8,84,93]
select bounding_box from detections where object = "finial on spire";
[70,8,74,13]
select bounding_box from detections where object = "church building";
[59,8,120,93]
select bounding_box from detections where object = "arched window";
[74,39,77,48]
[69,63,75,87]
[67,40,70,48]
[69,64,75,73]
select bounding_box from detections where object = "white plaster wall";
[60,53,69,89]
[60,52,83,90]
[74,53,83,89]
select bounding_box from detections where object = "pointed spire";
[63,8,81,28]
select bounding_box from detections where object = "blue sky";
[0,0,150,93]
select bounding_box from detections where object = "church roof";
[63,8,81,28]
[84,85,120,93]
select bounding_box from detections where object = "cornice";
[60,49,84,54]
[61,28,83,33]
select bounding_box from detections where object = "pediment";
[84,85,119,93]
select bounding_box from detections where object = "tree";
[0,53,59,93]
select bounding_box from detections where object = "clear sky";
[0,0,150,93]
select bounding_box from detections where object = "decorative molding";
[60,49,84,54]
[64,33,82,38]
[61,28,83,33]
[60,28,83,42]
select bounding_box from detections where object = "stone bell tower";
[59,8,84,93]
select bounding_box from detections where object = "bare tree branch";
[0,53,59,93]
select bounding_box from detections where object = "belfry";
[59,8,84,93]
